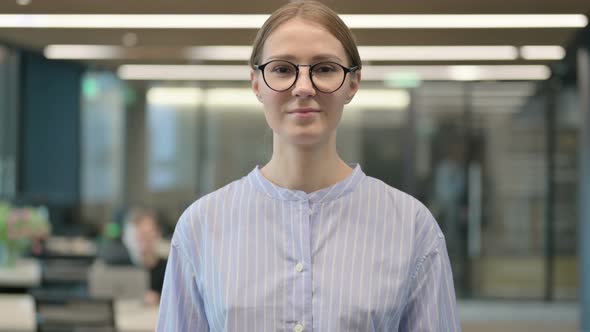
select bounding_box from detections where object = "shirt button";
[294,323,304,332]
[295,262,304,272]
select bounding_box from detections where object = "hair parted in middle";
[249,0,362,69]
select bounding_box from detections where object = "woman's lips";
[288,108,321,119]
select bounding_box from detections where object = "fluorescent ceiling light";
[362,65,550,81]
[206,88,259,107]
[147,87,261,108]
[520,45,566,60]
[119,64,550,81]
[147,87,203,106]
[189,45,519,61]
[341,14,588,28]
[43,45,252,61]
[349,89,409,109]
[146,87,409,110]
[118,65,251,81]
[48,44,558,62]
[360,46,517,61]
[44,45,123,59]
[0,14,586,29]
[185,46,252,61]
[0,15,269,29]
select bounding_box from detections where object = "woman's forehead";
[261,18,347,63]
[265,53,344,63]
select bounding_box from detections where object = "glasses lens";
[311,62,345,93]
[263,61,297,91]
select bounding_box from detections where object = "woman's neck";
[260,135,353,193]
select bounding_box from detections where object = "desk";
[0,294,36,332]
[114,299,159,332]
[0,258,41,288]
[45,236,97,258]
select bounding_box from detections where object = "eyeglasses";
[254,60,359,93]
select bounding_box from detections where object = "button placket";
[293,200,311,332]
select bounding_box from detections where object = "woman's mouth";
[288,108,321,119]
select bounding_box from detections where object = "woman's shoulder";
[363,175,426,210]
[363,175,442,238]
[182,175,250,218]
[171,176,248,235]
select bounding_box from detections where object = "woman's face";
[135,216,160,256]
[251,18,360,147]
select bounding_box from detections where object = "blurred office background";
[0,0,590,331]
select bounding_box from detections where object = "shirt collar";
[247,163,366,203]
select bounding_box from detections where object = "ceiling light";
[147,87,203,106]
[361,65,550,81]
[118,65,250,81]
[520,45,566,60]
[44,45,250,60]
[44,45,123,59]
[360,46,518,61]
[349,89,410,109]
[45,44,562,62]
[206,88,259,107]
[204,88,409,111]
[119,64,550,81]
[188,46,520,61]
[341,14,588,28]
[0,14,586,29]
[16,0,31,6]
[0,15,268,29]
[184,46,252,61]
[147,87,409,111]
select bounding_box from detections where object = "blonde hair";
[249,0,362,68]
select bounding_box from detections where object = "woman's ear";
[344,69,361,104]
[251,69,263,102]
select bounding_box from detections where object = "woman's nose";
[291,67,316,97]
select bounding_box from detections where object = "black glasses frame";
[254,60,359,93]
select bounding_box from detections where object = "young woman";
[157,1,460,331]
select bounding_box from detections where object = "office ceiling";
[0,0,589,69]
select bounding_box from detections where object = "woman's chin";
[284,132,329,148]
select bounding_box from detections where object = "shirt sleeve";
[399,236,461,331]
[156,241,210,331]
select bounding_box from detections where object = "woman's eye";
[315,65,337,73]
[272,66,294,74]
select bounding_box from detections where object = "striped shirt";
[157,163,461,331]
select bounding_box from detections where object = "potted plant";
[0,201,51,267]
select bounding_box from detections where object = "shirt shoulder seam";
[409,235,444,282]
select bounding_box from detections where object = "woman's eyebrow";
[311,54,344,62]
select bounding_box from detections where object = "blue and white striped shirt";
[157,164,461,331]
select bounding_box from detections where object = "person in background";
[122,207,168,305]
[433,141,466,259]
